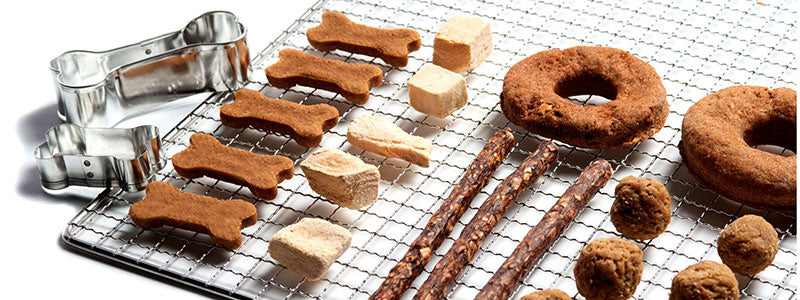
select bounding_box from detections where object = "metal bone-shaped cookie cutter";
[34,124,166,192]
[50,11,249,127]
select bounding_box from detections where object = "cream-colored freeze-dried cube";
[347,115,432,167]
[268,218,352,281]
[407,64,468,118]
[433,15,492,73]
[300,148,379,209]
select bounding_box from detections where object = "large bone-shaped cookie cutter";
[34,124,166,191]
[50,11,250,127]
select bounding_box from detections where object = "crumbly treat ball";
[574,238,643,300]
[670,261,739,300]
[717,214,779,275]
[611,176,671,240]
[520,289,572,300]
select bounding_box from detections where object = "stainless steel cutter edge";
[50,11,250,127]
[34,123,166,192]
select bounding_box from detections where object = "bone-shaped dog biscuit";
[264,49,383,105]
[220,89,340,148]
[347,115,432,167]
[171,133,294,199]
[129,182,258,250]
[307,11,421,68]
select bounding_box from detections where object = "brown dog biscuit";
[129,182,258,250]
[680,86,796,211]
[264,49,383,105]
[307,11,421,68]
[171,133,294,199]
[501,46,668,149]
[220,89,340,147]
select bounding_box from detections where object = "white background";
[2,1,798,299]
[1,1,314,298]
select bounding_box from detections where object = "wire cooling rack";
[62,0,797,299]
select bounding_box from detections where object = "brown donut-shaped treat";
[680,86,796,211]
[501,46,668,149]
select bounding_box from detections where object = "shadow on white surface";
[15,103,95,208]
[56,234,214,298]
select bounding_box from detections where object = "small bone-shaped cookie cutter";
[34,124,166,192]
[50,11,250,127]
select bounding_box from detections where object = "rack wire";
[62,0,797,299]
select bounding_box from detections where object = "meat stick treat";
[265,49,383,105]
[370,128,515,300]
[413,141,558,300]
[171,133,294,200]
[477,159,612,300]
[220,89,339,148]
[129,182,258,250]
[307,11,421,67]
[347,115,432,167]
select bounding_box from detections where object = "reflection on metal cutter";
[50,11,250,127]
[34,124,166,192]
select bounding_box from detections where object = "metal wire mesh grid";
[62,0,797,299]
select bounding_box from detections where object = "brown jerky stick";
[129,182,258,250]
[370,128,516,300]
[476,159,612,300]
[220,89,340,147]
[307,11,421,67]
[414,141,559,300]
[265,49,383,105]
[171,133,294,199]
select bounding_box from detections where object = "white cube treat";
[268,218,352,281]
[433,15,492,73]
[300,148,379,209]
[407,64,468,118]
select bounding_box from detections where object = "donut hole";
[743,117,796,157]
[555,72,617,106]
[753,145,795,156]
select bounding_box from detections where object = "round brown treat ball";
[717,214,779,275]
[611,176,672,240]
[670,261,739,300]
[520,289,571,300]
[574,238,643,300]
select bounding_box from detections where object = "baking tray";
[61,0,798,299]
